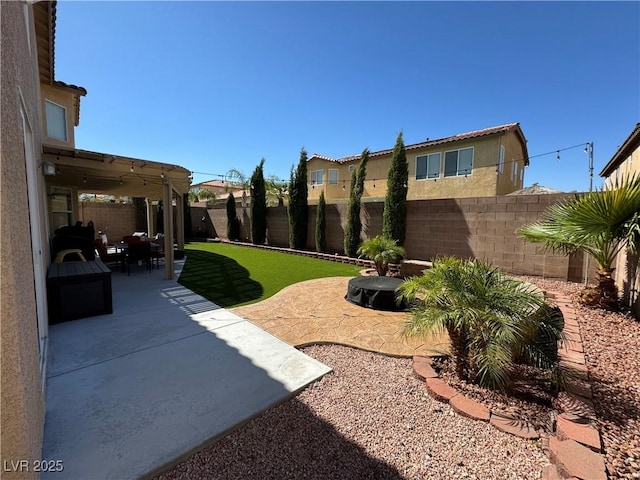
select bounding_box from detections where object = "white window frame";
[444,147,474,177]
[45,100,68,141]
[310,169,323,186]
[328,168,338,185]
[415,153,441,180]
[499,145,505,173]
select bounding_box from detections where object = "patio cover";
[42,145,192,279]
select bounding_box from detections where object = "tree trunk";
[447,327,469,381]
[579,268,618,310]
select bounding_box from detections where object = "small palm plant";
[518,174,640,309]
[357,235,406,276]
[398,257,564,392]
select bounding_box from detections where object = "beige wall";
[1,2,46,477]
[77,202,138,243]
[204,193,587,282]
[307,130,526,203]
[605,142,640,313]
[40,84,77,149]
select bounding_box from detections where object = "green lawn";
[178,242,362,308]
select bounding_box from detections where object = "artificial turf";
[177,242,362,308]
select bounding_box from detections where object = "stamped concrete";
[231,277,450,358]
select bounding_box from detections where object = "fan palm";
[357,235,406,276]
[398,257,563,392]
[518,174,640,309]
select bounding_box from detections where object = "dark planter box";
[47,260,112,324]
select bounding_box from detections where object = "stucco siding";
[308,131,527,203]
[1,2,46,477]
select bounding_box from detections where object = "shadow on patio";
[42,260,331,479]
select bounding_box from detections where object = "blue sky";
[56,1,639,192]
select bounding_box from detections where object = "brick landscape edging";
[412,290,607,480]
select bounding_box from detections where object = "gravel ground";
[520,276,640,480]
[157,345,548,480]
[157,277,640,480]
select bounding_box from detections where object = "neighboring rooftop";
[309,123,529,166]
[506,183,564,195]
[599,122,640,177]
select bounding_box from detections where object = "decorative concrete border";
[412,291,607,480]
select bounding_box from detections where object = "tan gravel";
[155,276,639,480]
[157,345,549,480]
[519,276,640,480]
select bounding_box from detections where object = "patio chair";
[126,242,151,275]
[123,235,141,244]
[94,239,123,269]
[151,246,165,269]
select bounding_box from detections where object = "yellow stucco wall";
[307,130,526,203]
[604,142,640,313]
[40,84,77,148]
[1,3,46,478]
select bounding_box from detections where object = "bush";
[357,235,405,276]
[226,193,240,241]
[382,132,409,245]
[399,257,564,392]
[316,190,326,253]
[250,159,267,244]
[288,148,309,249]
[344,149,369,257]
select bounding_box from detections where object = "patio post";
[163,180,174,280]
[175,192,185,252]
[146,198,155,237]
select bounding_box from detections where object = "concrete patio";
[42,259,331,479]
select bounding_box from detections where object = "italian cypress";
[315,190,326,253]
[288,148,308,249]
[382,131,409,245]
[344,148,369,257]
[226,192,240,240]
[250,158,267,244]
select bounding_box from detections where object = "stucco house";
[1,2,191,473]
[306,123,529,203]
[599,123,640,313]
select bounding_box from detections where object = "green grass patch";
[178,242,362,308]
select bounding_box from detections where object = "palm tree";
[398,257,563,392]
[518,174,640,309]
[266,176,287,207]
[357,235,406,276]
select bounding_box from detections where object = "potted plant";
[357,235,406,276]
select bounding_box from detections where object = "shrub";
[288,148,308,249]
[398,257,564,392]
[344,149,369,257]
[226,193,240,241]
[382,132,409,245]
[357,235,405,276]
[316,190,326,253]
[250,159,267,244]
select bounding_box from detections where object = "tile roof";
[599,123,640,177]
[310,123,528,165]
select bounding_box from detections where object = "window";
[499,146,505,173]
[416,153,441,180]
[50,186,73,229]
[519,163,524,183]
[328,169,338,185]
[444,147,473,177]
[348,165,355,173]
[45,100,67,141]
[511,160,517,182]
[310,169,323,186]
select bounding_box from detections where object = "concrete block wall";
[78,202,136,242]
[195,193,589,282]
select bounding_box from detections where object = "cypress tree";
[315,190,326,253]
[382,131,409,245]
[344,148,369,257]
[288,148,308,249]
[183,193,192,239]
[226,192,240,240]
[250,158,267,244]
